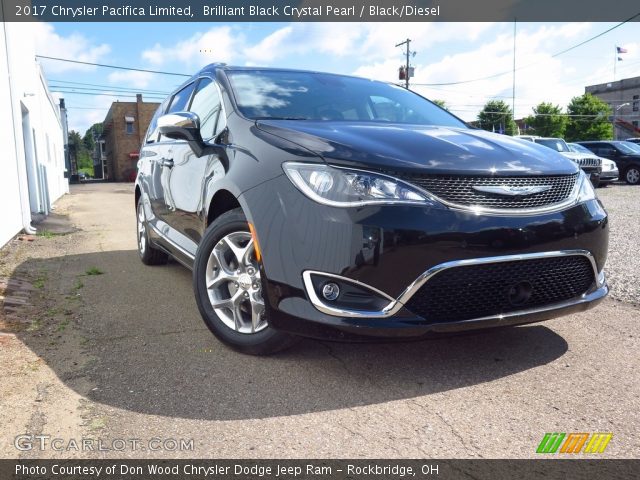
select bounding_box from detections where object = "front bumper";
[241,175,609,340]
[600,169,619,183]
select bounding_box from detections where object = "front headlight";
[577,170,597,202]
[283,162,439,207]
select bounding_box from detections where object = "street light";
[613,102,630,140]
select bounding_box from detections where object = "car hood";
[257,121,578,176]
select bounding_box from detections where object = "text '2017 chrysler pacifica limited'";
[135,64,609,354]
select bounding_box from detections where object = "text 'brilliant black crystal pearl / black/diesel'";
[135,65,608,354]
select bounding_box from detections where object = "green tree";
[432,99,449,111]
[68,130,92,172]
[524,102,567,138]
[83,123,103,152]
[477,100,517,135]
[565,93,612,142]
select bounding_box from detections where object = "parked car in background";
[625,138,640,145]
[577,141,640,185]
[517,136,602,186]
[134,64,609,354]
[568,143,618,186]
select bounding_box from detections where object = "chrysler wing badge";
[472,185,552,196]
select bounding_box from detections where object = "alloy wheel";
[627,167,640,185]
[137,202,146,255]
[205,231,266,334]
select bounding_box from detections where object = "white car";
[568,143,618,186]
[517,136,602,186]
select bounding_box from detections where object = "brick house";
[101,94,159,182]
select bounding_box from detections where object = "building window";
[633,95,639,112]
[125,115,135,134]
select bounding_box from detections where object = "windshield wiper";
[253,116,308,121]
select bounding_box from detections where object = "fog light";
[322,282,340,301]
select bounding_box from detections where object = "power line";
[36,55,190,77]
[50,79,173,94]
[52,90,164,99]
[411,13,640,86]
[50,85,170,96]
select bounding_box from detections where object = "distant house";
[0,22,68,248]
[100,95,159,182]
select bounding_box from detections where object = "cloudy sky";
[32,21,640,133]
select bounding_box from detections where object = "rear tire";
[625,166,640,185]
[193,208,297,355]
[136,199,168,265]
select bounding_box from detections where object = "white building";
[0,22,69,248]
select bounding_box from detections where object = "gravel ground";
[597,183,640,307]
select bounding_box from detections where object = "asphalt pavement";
[0,182,638,459]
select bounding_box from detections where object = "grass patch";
[85,267,104,276]
[88,417,106,431]
[26,319,42,332]
[56,318,70,332]
[73,278,84,291]
[37,230,58,239]
[33,275,46,289]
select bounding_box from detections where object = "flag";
[616,46,628,54]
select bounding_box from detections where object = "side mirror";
[158,112,206,156]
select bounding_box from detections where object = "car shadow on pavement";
[9,250,568,421]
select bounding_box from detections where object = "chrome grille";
[399,173,579,210]
[576,157,601,168]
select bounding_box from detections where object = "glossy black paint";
[136,64,608,341]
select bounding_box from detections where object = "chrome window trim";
[303,249,603,319]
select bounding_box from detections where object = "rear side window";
[188,78,222,140]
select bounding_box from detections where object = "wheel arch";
[206,189,243,227]
[135,184,142,208]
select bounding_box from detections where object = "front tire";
[193,208,297,355]
[625,165,640,185]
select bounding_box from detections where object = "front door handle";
[161,159,174,168]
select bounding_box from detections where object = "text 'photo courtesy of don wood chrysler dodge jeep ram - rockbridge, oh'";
[134,65,609,354]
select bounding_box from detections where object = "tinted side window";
[167,82,196,113]
[189,78,222,140]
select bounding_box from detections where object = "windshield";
[619,141,640,154]
[535,138,571,152]
[226,70,467,128]
[568,143,592,154]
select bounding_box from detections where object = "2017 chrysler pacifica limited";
[135,64,609,354]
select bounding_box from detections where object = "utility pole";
[396,38,412,89]
[512,19,516,127]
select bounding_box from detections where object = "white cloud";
[242,23,495,67]
[32,23,110,73]
[53,93,115,134]
[107,70,154,89]
[354,23,597,121]
[142,26,241,68]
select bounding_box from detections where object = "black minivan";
[135,64,609,354]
